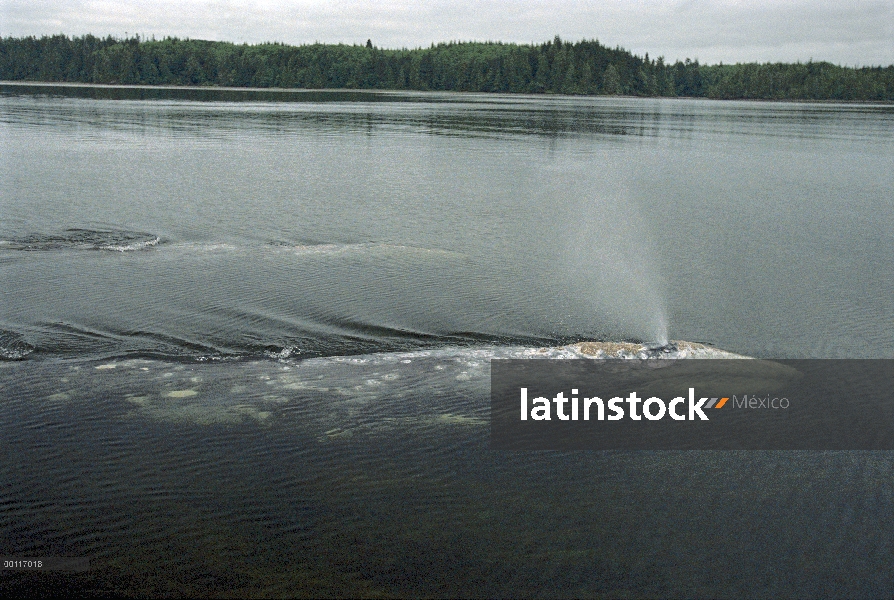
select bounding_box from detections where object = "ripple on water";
[0,228,160,252]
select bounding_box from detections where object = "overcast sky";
[2,0,892,66]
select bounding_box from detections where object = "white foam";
[100,236,160,252]
[269,242,464,258]
[0,346,34,360]
[278,340,747,368]
[164,242,240,253]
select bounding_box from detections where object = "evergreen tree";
[603,64,621,95]
[0,34,890,100]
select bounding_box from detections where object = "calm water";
[2,84,893,596]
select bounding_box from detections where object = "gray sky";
[2,0,892,66]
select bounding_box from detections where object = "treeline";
[2,34,892,101]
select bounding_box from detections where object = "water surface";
[3,85,892,359]
[1,84,893,597]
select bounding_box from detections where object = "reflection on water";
[4,83,893,142]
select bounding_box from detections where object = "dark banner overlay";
[491,359,894,450]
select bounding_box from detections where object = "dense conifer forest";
[2,34,892,101]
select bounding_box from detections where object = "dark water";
[2,84,894,596]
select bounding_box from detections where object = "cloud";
[2,0,891,65]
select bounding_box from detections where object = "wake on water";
[0,228,159,252]
[0,340,745,428]
[1,224,677,361]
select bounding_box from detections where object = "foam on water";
[2,341,746,426]
[100,237,160,252]
[266,240,466,259]
[47,238,466,259]
[0,329,34,360]
[301,340,745,364]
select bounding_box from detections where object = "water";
[2,83,893,596]
[4,86,892,360]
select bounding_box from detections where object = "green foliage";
[700,61,894,101]
[1,34,891,100]
[603,64,621,95]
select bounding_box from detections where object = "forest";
[1,34,892,101]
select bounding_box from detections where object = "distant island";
[2,34,892,101]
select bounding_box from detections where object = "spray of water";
[561,189,669,345]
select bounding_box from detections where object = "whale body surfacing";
[562,340,748,360]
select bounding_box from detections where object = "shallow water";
[1,85,893,596]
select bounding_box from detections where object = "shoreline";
[3,80,892,106]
